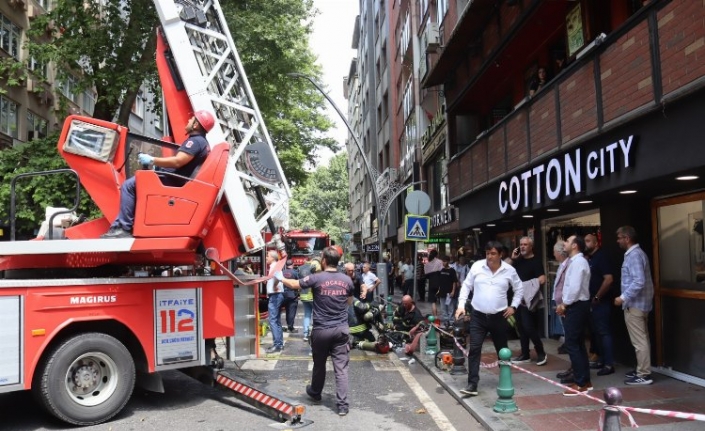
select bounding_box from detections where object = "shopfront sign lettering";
[498,135,634,214]
[364,244,380,253]
[431,206,456,228]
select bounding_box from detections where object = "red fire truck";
[282,228,331,266]
[0,1,303,427]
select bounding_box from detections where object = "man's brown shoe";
[563,382,592,396]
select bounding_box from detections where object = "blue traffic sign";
[405,215,430,241]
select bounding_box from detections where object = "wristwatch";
[594,296,600,301]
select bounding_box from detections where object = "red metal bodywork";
[16,277,234,390]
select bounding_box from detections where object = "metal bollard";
[425,315,439,355]
[449,319,467,375]
[493,347,518,413]
[386,295,393,324]
[602,387,623,431]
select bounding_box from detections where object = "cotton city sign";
[498,135,635,214]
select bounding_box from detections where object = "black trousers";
[467,309,509,386]
[310,325,350,410]
[563,300,591,386]
[516,304,545,356]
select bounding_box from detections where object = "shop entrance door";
[542,210,601,339]
[653,192,705,383]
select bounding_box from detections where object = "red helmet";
[194,110,215,132]
[333,245,344,256]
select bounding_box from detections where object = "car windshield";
[290,237,327,255]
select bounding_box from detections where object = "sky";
[308,0,360,167]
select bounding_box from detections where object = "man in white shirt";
[265,251,285,353]
[401,258,415,297]
[360,262,380,302]
[455,241,523,397]
[556,235,592,396]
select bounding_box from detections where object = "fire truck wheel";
[34,332,136,426]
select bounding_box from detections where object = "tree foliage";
[0,133,100,237]
[289,153,350,246]
[224,0,339,185]
[0,0,335,235]
[27,0,160,123]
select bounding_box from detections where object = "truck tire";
[34,332,136,426]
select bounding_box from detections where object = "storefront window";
[657,199,705,291]
[656,194,705,379]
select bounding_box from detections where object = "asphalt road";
[1,329,482,431]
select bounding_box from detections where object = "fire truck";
[282,228,331,266]
[0,1,304,427]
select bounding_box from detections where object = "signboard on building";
[364,244,380,253]
[567,3,585,57]
[430,206,456,228]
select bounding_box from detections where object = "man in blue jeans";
[265,251,285,353]
[102,110,214,238]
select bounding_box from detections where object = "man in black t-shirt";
[278,247,353,417]
[507,237,548,366]
[436,256,458,327]
[585,233,615,375]
[281,260,300,333]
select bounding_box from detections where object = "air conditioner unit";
[26,78,34,92]
[27,4,40,19]
[425,23,440,53]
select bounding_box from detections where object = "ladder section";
[154,0,290,252]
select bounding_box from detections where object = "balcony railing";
[447,1,705,202]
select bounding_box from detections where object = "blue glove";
[138,153,154,165]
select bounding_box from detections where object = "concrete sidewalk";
[397,296,705,431]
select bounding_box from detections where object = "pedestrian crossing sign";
[405,215,430,241]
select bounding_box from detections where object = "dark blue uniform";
[112,133,210,232]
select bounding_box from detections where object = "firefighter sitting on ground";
[348,297,393,354]
[393,294,424,332]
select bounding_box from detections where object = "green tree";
[289,153,350,246]
[0,0,335,234]
[0,133,101,236]
[27,0,159,124]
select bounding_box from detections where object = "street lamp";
[288,72,412,297]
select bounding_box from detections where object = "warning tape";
[506,361,638,429]
[430,323,705,430]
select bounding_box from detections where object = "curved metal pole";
[288,73,389,296]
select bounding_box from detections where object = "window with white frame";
[59,75,80,103]
[154,108,163,131]
[82,90,96,115]
[0,14,21,60]
[419,0,429,18]
[437,0,449,28]
[132,92,144,118]
[29,57,47,78]
[27,111,48,141]
[38,0,52,10]
[0,96,19,138]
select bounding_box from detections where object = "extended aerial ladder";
[0,0,305,427]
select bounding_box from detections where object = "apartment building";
[345,0,394,262]
[0,0,163,151]
[424,0,705,385]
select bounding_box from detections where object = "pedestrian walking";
[278,247,354,416]
[455,241,523,397]
[615,226,654,385]
[282,260,300,333]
